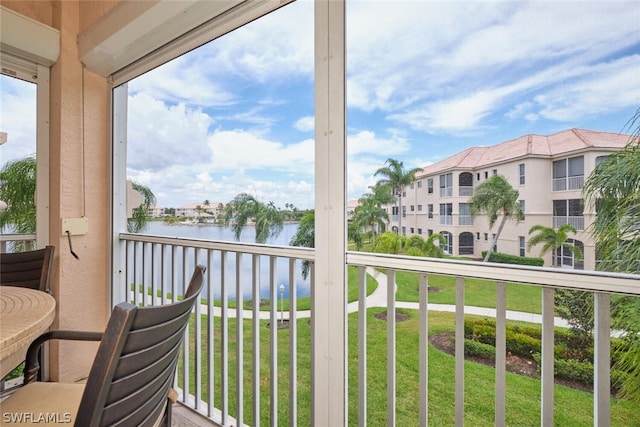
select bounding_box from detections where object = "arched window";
[459,232,474,255]
[459,172,473,196]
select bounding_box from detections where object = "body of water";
[141,221,309,301]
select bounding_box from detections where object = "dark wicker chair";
[0,245,55,293]
[0,264,206,427]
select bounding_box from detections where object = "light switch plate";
[62,217,88,236]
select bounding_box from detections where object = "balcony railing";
[552,175,584,191]
[440,215,453,225]
[458,215,474,226]
[439,187,453,198]
[0,233,37,253]
[553,215,584,230]
[118,233,640,426]
[459,186,473,197]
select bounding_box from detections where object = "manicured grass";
[394,270,543,314]
[179,309,639,426]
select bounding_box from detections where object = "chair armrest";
[23,330,103,385]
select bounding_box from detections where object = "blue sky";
[2,1,639,210]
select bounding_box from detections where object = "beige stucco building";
[388,129,630,270]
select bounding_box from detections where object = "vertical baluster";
[387,268,396,427]
[594,292,611,425]
[252,254,261,427]
[541,287,555,426]
[194,249,202,410]
[172,245,179,303]
[358,266,367,427]
[221,250,229,424]
[495,281,506,427]
[208,249,215,417]
[182,246,190,404]
[270,256,278,427]
[455,276,464,427]
[236,252,244,426]
[289,258,298,426]
[419,273,428,427]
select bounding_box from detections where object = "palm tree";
[423,233,446,258]
[583,108,640,402]
[469,174,523,262]
[352,193,389,239]
[374,158,422,234]
[127,182,157,233]
[290,211,315,279]
[223,193,283,244]
[0,156,36,235]
[527,223,583,267]
[372,231,408,254]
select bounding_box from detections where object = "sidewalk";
[198,267,570,328]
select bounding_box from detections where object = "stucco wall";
[2,0,119,382]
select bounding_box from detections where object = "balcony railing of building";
[552,175,584,191]
[459,186,474,197]
[440,215,453,225]
[439,187,453,198]
[0,233,37,253]
[553,215,585,231]
[118,233,640,426]
[458,215,474,226]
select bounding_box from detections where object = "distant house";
[346,199,360,220]
[383,128,630,270]
[175,202,222,221]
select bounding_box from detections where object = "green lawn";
[180,309,640,426]
[394,270,543,313]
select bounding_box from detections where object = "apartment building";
[389,129,630,271]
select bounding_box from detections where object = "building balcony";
[440,215,453,225]
[110,233,638,425]
[459,186,474,197]
[553,215,585,231]
[552,175,584,191]
[458,215,474,226]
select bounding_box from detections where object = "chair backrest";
[0,246,55,293]
[75,265,205,427]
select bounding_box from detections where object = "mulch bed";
[429,332,593,393]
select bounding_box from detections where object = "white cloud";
[294,116,314,132]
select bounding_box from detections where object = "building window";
[418,228,422,235]
[459,172,473,196]
[519,236,525,257]
[439,173,453,197]
[459,232,474,255]
[492,169,497,175]
[410,227,414,233]
[402,226,406,235]
[476,232,480,240]
[477,173,480,181]
[410,205,415,211]
[417,180,423,188]
[553,199,584,230]
[410,183,414,189]
[484,171,489,179]
[402,189,406,197]
[459,203,473,225]
[555,239,584,269]
[441,231,453,254]
[484,233,488,241]
[428,204,433,219]
[519,163,525,185]
[519,200,525,220]
[553,156,584,191]
[427,229,433,236]
[417,204,423,211]
[427,178,433,194]
[439,203,453,225]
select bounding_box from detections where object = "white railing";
[439,187,453,198]
[118,233,640,426]
[553,215,584,230]
[552,175,584,191]
[0,233,37,253]
[440,215,453,225]
[459,186,473,197]
[458,215,474,226]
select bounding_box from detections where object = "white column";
[312,0,347,425]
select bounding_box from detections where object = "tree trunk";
[397,191,403,234]
[483,215,508,262]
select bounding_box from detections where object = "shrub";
[464,339,496,360]
[481,251,544,266]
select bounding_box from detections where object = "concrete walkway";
[198,267,570,328]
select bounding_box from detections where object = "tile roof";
[419,128,630,176]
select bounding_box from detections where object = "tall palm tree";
[527,223,583,267]
[223,193,283,244]
[583,108,640,402]
[352,193,389,239]
[469,174,523,262]
[374,158,422,234]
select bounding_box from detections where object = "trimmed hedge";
[481,251,544,266]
